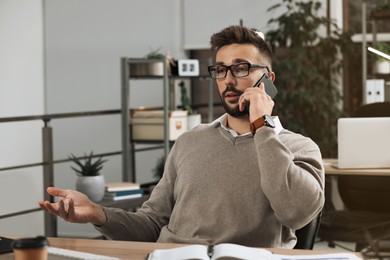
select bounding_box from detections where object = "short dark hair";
[210,25,273,68]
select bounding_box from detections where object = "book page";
[148,244,209,260]
[274,252,361,260]
[105,182,140,192]
[212,243,274,260]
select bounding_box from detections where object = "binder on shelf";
[104,189,144,197]
[130,108,188,141]
[104,182,144,201]
[103,189,144,201]
[105,182,141,192]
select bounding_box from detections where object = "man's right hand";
[38,187,106,226]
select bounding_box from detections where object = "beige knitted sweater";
[96,117,324,248]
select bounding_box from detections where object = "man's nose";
[224,69,236,83]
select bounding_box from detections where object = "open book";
[146,243,362,260]
[147,243,273,260]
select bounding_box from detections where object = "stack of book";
[103,182,144,201]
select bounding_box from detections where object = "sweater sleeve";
[254,127,325,230]
[94,145,178,241]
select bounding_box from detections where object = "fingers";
[68,198,75,218]
[239,83,268,110]
[238,96,246,112]
[38,201,49,212]
[47,186,68,198]
[39,187,80,222]
[56,199,67,219]
[38,199,72,221]
[242,83,275,121]
[258,82,265,91]
[38,200,58,216]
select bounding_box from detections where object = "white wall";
[0,0,45,236]
[183,0,284,50]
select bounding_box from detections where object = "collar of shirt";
[212,114,283,137]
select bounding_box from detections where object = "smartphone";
[245,73,278,112]
[253,73,278,99]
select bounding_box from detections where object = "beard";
[218,85,249,118]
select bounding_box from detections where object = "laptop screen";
[338,117,390,169]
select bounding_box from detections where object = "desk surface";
[323,158,390,176]
[1,237,343,260]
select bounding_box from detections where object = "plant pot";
[76,175,105,202]
[374,61,390,74]
[188,114,201,130]
[129,60,164,76]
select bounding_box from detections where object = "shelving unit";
[362,2,390,104]
[121,58,170,182]
[121,57,214,182]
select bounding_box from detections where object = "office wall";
[183,0,280,50]
[0,0,45,236]
[183,0,337,50]
[44,0,184,237]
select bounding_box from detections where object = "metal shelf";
[121,57,213,182]
[362,2,390,104]
[121,58,169,182]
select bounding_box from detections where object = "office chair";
[318,102,390,251]
[294,212,322,249]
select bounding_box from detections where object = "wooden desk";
[1,237,345,260]
[323,158,390,176]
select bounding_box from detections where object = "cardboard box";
[131,109,188,141]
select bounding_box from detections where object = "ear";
[269,71,276,82]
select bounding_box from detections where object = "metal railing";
[0,109,121,237]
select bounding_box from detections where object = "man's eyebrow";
[234,58,249,63]
[214,59,249,65]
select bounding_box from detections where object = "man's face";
[214,44,267,117]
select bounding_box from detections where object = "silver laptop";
[338,117,390,169]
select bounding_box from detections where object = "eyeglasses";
[208,62,270,79]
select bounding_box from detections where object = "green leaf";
[68,152,107,177]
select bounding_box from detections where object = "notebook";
[47,247,120,260]
[337,117,390,169]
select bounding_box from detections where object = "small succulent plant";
[68,152,107,177]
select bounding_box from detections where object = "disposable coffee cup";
[12,236,48,260]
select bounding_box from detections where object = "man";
[39,25,324,248]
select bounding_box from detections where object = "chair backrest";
[338,102,390,213]
[353,102,390,118]
[294,212,322,249]
[338,175,390,213]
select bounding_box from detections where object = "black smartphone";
[245,73,278,112]
[253,73,278,99]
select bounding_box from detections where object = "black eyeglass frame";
[207,62,270,79]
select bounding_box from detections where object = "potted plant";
[129,48,166,77]
[372,0,390,18]
[68,152,107,202]
[266,0,356,157]
[178,80,201,129]
[144,47,165,60]
[372,42,390,74]
[153,155,165,180]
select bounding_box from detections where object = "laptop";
[337,117,390,169]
